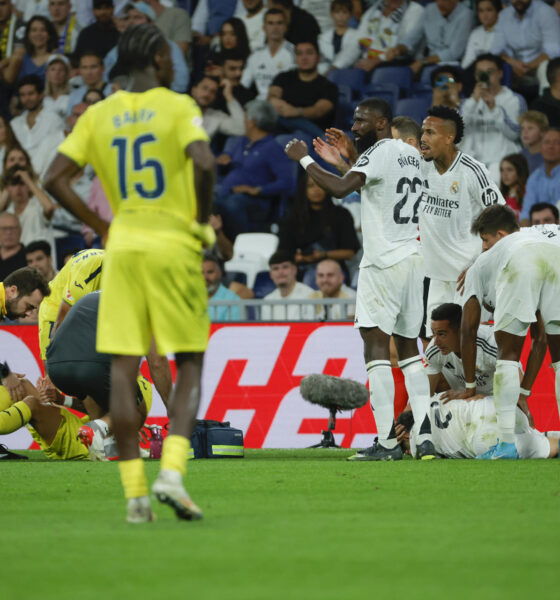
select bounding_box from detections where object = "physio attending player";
[45,24,216,522]
[419,106,504,322]
[285,98,435,461]
[461,205,560,459]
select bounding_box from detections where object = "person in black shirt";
[268,40,338,137]
[210,49,256,113]
[268,0,320,46]
[0,213,26,279]
[74,0,120,59]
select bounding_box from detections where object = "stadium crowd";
[0,0,559,321]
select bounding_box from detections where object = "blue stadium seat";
[371,66,413,96]
[501,62,513,88]
[419,64,439,85]
[363,82,399,112]
[55,234,86,268]
[334,84,354,129]
[327,68,367,99]
[253,270,276,299]
[410,82,432,99]
[394,97,431,125]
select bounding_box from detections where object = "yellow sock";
[0,400,32,434]
[0,386,12,411]
[160,435,190,476]
[118,458,148,499]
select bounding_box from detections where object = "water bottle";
[149,425,163,459]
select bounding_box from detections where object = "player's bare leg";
[393,335,435,459]
[111,355,154,523]
[153,352,204,520]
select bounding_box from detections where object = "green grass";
[1,450,559,600]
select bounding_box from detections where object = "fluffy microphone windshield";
[299,374,369,410]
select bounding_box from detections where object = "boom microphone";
[299,374,369,410]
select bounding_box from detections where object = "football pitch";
[1,450,558,600]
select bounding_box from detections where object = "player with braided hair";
[44,24,216,523]
[419,105,504,342]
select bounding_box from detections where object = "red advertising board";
[0,323,558,449]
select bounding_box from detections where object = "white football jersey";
[240,42,294,99]
[350,138,421,269]
[424,324,497,394]
[419,152,505,281]
[463,226,560,312]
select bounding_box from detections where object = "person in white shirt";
[285,97,436,461]
[240,8,294,99]
[42,54,70,121]
[461,54,527,181]
[240,0,265,51]
[318,0,360,75]
[418,105,505,324]
[260,251,314,321]
[10,75,65,180]
[461,205,560,459]
[461,0,501,69]
[309,258,355,320]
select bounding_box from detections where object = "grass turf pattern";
[1,449,558,599]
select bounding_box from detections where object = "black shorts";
[47,360,111,413]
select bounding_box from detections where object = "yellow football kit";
[37,249,104,359]
[57,87,211,356]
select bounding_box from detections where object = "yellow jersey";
[57,87,210,253]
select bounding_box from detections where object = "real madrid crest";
[450,181,459,194]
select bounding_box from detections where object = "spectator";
[49,0,82,55]
[190,75,245,139]
[214,99,293,238]
[74,0,120,60]
[386,0,474,74]
[210,49,256,113]
[18,16,59,82]
[10,75,65,177]
[83,88,104,104]
[298,0,334,33]
[0,212,26,279]
[2,146,37,178]
[430,65,463,111]
[499,153,529,219]
[81,175,113,247]
[319,0,361,75]
[519,110,548,173]
[208,213,233,262]
[66,51,112,116]
[354,0,423,74]
[519,128,560,225]
[461,0,501,69]
[209,17,250,66]
[241,8,294,100]
[25,240,56,282]
[309,258,356,320]
[0,115,17,178]
[203,253,242,322]
[260,250,314,321]
[105,3,189,93]
[13,0,50,21]
[529,201,559,225]
[192,0,236,46]
[277,172,360,285]
[491,0,560,91]
[268,0,320,46]
[240,0,266,52]
[43,54,70,120]
[461,53,526,178]
[0,165,56,256]
[268,40,338,137]
[0,1,25,87]
[142,0,192,56]
[531,57,560,127]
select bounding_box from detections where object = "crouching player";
[397,303,557,458]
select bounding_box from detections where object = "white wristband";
[465,381,476,389]
[519,388,531,397]
[63,396,73,407]
[299,155,315,169]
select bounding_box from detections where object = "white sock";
[494,360,520,444]
[399,356,432,444]
[91,419,110,437]
[366,360,396,448]
[552,361,560,420]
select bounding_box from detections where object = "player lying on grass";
[461,205,560,459]
[394,302,556,459]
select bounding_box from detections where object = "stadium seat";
[419,64,440,85]
[327,68,367,99]
[410,82,432,99]
[222,135,245,156]
[253,270,276,299]
[371,66,413,97]
[334,84,354,129]
[363,82,399,112]
[501,62,512,88]
[225,233,279,288]
[395,97,431,125]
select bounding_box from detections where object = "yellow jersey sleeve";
[57,104,95,167]
[177,95,209,149]
[63,250,104,306]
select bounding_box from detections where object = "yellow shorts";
[97,247,210,356]
[38,300,58,360]
[28,408,90,461]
